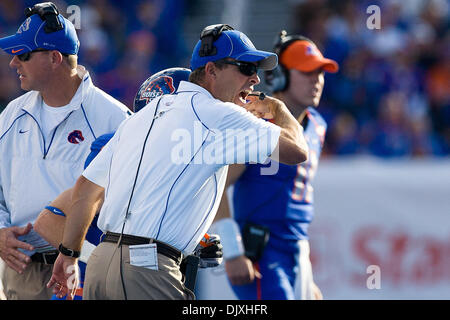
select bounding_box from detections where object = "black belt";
[103,232,183,265]
[30,250,59,265]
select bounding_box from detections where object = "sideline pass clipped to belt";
[102,232,183,265]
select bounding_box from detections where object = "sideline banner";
[196,157,450,300]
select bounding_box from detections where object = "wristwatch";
[58,243,80,258]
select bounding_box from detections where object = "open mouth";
[238,90,251,104]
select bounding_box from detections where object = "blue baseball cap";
[0,14,79,56]
[190,30,277,71]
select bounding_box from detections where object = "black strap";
[30,250,59,264]
[273,30,313,58]
[103,232,182,265]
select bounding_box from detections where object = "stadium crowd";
[292,0,449,157]
[0,0,448,157]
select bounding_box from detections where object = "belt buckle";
[42,251,56,265]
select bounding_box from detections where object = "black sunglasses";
[221,60,258,76]
[17,49,48,62]
[17,49,68,62]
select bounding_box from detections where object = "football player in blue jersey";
[211,31,339,300]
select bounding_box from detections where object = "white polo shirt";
[83,81,280,254]
[0,66,130,256]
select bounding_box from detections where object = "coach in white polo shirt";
[48,25,309,300]
[0,3,130,300]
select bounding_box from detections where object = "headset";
[264,30,313,93]
[24,2,63,33]
[198,24,234,57]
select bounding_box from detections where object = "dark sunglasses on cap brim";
[221,60,258,76]
[17,49,68,62]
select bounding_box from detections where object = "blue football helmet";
[133,67,191,112]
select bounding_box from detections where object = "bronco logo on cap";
[138,76,175,105]
[305,45,319,57]
[240,33,255,49]
[17,17,31,34]
[68,130,84,144]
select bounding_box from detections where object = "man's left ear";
[205,61,217,77]
[51,51,64,67]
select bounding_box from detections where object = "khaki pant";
[2,260,53,300]
[83,242,195,300]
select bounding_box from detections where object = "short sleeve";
[212,102,281,164]
[82,121,125,187]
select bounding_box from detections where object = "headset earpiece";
[264,64,289,93]
[264,30,313,93]
[24,2,63,33]
[199,24,234,57]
